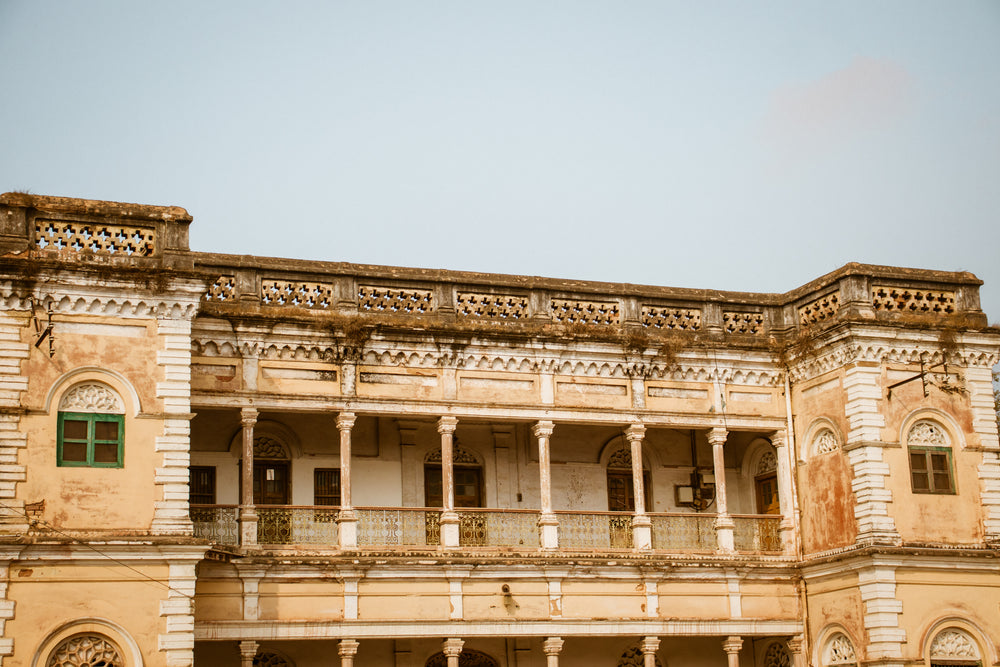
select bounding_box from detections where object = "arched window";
[929,628,981,667]
[254,648,294,667]
[906,420,955,494]
[425,443,483,508]
[46,633,124,667]
[822,633,858,667]
[764,642,791,667]
[755,449,779,515]
[425,649,499,667]
[57,382,125,468]
[606,441,651,512]
[617,644,664,667]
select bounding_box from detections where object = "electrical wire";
[0,500,195,600]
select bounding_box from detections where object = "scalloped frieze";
[1,291,199,319]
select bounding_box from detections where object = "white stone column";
[337,412,358,549]
[626,423,651,550]
[710,427,734,552]
[786,636,804,667]
[443,638,464,667]
[641,637,661,667]
[239,640,258,667]
[340,639,360,667]
[722,636,743,667]
[543,637,564,667]
[772,430,796,554]
[239,407,258,547]
[532,421,559,549]
[438,417,460,547]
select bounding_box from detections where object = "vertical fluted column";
[443,638,464,667]
[532,421,559,549]
[772,430,796,554]
[337,412,357,549]
[239,407,258,547]
[626,423,651,549]
[239,640,258,667]
[710,427,734,552]
[723,636,743,667]
[339,639,360,667]
[543,637,564,667]
[641,637,661,667]
[438,417,460,547]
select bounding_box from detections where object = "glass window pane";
[94,420,119,441]
[933,472,952,492]
[930,454,949,471]
[94,443,119,463]
[63,419,88,440]
[62,442,88,462]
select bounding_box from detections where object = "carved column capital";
[339,639,360,657]
[641,636,661,655]
[543,637,564,656]
[532,420,555,439]
[708,427,728,447]
[337,412,357,431]
[437,416,458,435]
[239,640,259,667]
[722,636,744,654]
[442,638,464,658]
[771,429,787,448]
[786,636,804,654]
[625,423,646,443]
[240,407,259,426]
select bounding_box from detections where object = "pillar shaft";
[543,637,564,667]
[338,413,356,509]
[239,407,258,547]
[709,427,735,552]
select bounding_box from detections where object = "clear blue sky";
[2,2,999,321]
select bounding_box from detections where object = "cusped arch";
[617,644,664,667]
[425,649,499,667]
[44,368,141,417]
[254,648,295,667]
[599,432,658,470]
[741,437,778,479]
[425,443,482,466]
[227,420,303,459]
[31,618,144,667]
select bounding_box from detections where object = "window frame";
[908,445,955,495]
[313,468,341,506]
[57,411,124,468]
[190,466,217,505]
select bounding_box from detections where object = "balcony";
[191,504,782,554]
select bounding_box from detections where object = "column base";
[715,515,735,553]
[440,511,460,548]
[338,509,358,549]
[538,513,559,550]
[239,507,258,548]
[632,515,652,550]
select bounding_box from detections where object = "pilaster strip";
[857,563,905,660]
[0,312,28,531]
[152,318,194,535]
[158,562,197,667]
[843,366,896,542]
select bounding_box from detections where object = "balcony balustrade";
[191,505,781,554]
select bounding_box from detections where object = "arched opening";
[425,649,500,667]
[929,628,982,667]
[752,448,779,515]
[46,633,124,667]
[424,443,483,508]
[617,644,664,667]
[253,648,294,667]
[605,437,651,512]
[821,632,859,667]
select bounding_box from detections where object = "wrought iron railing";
[557,511,633,549]
[357,507,436,546]
[456,509,540,548]
[649,512,716,551]
[732,515,782,552]
[191,504,239,546]
[256,505,339,545]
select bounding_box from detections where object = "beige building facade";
[0,192,998,667]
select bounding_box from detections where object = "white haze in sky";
[1,2,999,320]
